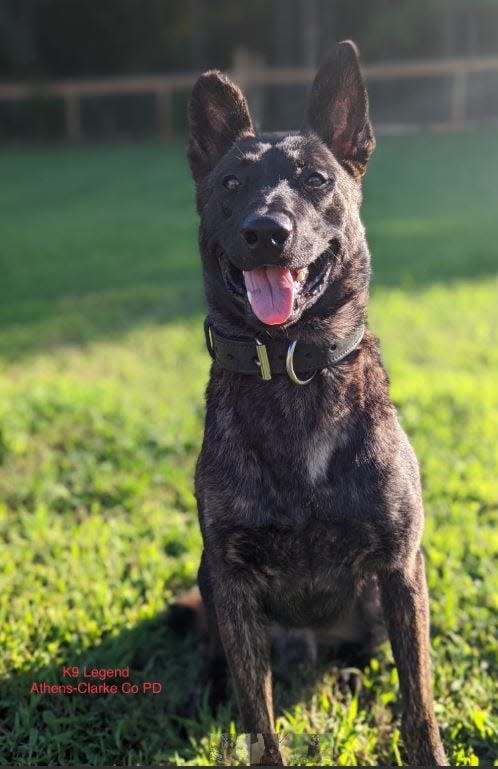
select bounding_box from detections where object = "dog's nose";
[241,213,292,252]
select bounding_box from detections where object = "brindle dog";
[185,41,448,766]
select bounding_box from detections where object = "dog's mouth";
[219,250,333,326]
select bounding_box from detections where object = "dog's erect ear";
[305,41,375,179]
[187,70,254,183]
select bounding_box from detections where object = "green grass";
[0,132,497,766]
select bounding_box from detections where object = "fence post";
[64,92,82,142]
[451,66,468,127]
[232,47,265,128]
[157,88,173,141]
[232,47,251,91]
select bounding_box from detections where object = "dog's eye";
[223,175,241,191]
[305,172,328,189]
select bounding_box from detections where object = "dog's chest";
[221,519,377,625]
[215,380,348,499]
[305,424,343,483]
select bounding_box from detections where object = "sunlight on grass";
[0,134,497,765]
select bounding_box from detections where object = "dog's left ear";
[187,70,254,184]
[305,41,375,179]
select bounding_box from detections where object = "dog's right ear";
[187,70,254,184]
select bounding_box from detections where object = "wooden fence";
[1,53,498,142]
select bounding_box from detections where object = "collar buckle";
[286,340,316,385]
[255,339,272,380]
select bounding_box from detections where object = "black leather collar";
[204,317,365,385]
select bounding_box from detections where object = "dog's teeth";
[296,268,307,283]
[247,290,252,302]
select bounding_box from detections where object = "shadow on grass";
[1,132,498,362]
[0,606,389,766]
[0,237,496,364]
[0,275,205,362]
[0,610,205,766]
[2,604,497,765]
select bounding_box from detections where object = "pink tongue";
[243,266,295,325]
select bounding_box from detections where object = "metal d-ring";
[286,340,316,385]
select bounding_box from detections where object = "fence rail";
[1,54,498,142]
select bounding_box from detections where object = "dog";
[184,40,448,766]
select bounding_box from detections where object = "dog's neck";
[204,316,365,384]
[205,286,368,349]
[294,288,368,345]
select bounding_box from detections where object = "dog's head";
[187,41,375,339]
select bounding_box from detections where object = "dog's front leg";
[213,582,283,766]
[379,549,448,766]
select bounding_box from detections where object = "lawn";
[0,131,497,766]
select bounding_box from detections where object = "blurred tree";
[0,0,497,80]
[442,1,457,57]
[273,0,295,67]
[0,0,37,76]
[269,0,299,128]
[318,0,338,61]
[189,0,207,69]
[300,0,318,67]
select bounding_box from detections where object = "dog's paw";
[248,734,285,766]
[338,667,363,695]
[402,716,449,766]
[256,747,284,766]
